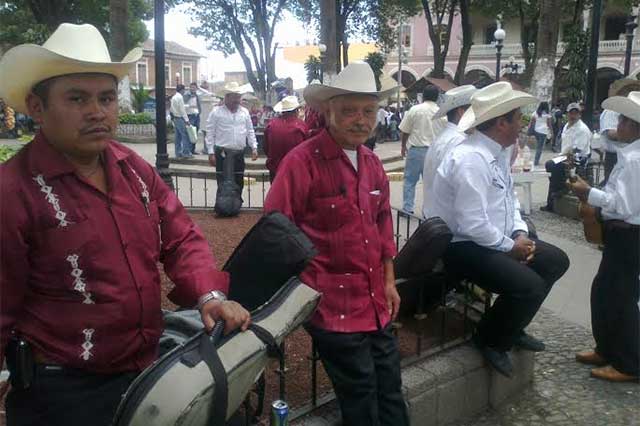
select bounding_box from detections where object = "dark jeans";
[591,222,640,376]
[444,238,570,351]
[533,131,547,166]
[215,146,245,193]
[6,365,137,426]
[188,113,200,154]
[544,157,588,208]
[307,324,409,426]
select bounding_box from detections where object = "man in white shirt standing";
[170,84,192,158]
[206,83,258,194]
[568,91,640,383]
[399,84,446,214]
[183,82,201,155]
[541,103,592,212]
[429,82,570,377]
[422,85,476,219]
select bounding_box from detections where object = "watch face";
[213,291,227,301]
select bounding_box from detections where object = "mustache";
[347,125,372,133]
[80,124,112,134]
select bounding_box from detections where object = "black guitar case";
[214,149,243,217]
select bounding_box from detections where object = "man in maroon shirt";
[264,95,308,182]
[0,24,250,426]
[265,63,408,426]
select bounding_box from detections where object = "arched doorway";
[391,70,418,89]
[596,67,623,109]
[463,69,493,87]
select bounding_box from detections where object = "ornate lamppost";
[624,10,638,76]
[318,43,327,83]
[494,27,506,83]
[154,0,173,188]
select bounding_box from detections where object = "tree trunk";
[110,0,132,113]
[320,0,339,82]
[422,0,456,79]
[529,0,561,102]
[342,38,349,67]
[454,0,472,84]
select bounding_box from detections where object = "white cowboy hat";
[434,85,477,119]
[273,95,301,113]
[303,62,398,109]
[0,23,142,114]
[602,91,640,124]
[458,82,537,132]
[217,81,251,97]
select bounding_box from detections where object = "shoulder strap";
[199,323,228,426]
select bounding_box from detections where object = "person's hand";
[200,300,251,335]
[567,175,591,201]
[0,380,10,400]
[509,236,535,262]
[208,154,216,167]
[401,144,407,158]
[251,149,258,161]
[385,282,401,321]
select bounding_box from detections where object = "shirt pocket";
[310,195,350,232]
[367,190,382,223]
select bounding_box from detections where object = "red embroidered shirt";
[0,133,228,373]
[264,129,396,333]
[263,115,308,176]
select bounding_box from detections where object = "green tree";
[420,0,458,79]
[0,0,151,52]
[563,25,590,102]
[175,0,288,100]
[364,51,386,90]
[131,83,151,113]
[304,55,322,83]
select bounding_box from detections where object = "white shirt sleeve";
[176,95,189,121]
[587,160,640,221]
[512,196,529,234]
[246,111,257,151]
[451,154,515,252]
[205,109,217,154]
[398,109,413,134]
[600,110,619,133]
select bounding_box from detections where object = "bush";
[119,113,154,125]
[0,145,19,163]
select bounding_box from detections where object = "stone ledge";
[293,343,535,426]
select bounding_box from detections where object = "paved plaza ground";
[1,137,637,424]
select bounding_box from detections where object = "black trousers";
[445,238,570,351]
[215,146,245,193]
[591,222,640,376]
[307,324,409,426]
[6,365,137,426]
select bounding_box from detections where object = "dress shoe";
[591,365,639,383]
[539,205,553,212]
[515,333,546,352]
[575,350,607,366]
[472,335,513,378]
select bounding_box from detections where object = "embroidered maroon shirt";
[264,129,396,333]
[0,133,228,373]
[263,114,308,176]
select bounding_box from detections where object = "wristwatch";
[197,290,227,310]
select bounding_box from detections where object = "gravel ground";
[528,205,599,250]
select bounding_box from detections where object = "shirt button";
[360,210,364,215]
[365,239,368,244]
[340,314,345,319]
[371,292,375,297]
[331,204,335,209]
[339,285,344,289]
[369,268,373,272]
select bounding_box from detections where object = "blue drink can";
[270,400,289,426]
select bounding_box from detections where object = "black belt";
[604,220,640,231]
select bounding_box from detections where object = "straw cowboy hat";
[273,95,301,113]
[458,82,537,132]
[602,91,640,124]
[217,81,251,97]
[566,102,581,113]
[434,85,477,119]
[608,78,640,97]
[303,62,398,109]
[0,23,142,114]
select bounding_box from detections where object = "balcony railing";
[469,39,638,58]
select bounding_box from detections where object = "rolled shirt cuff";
[587,187,607,208]
[496,236,515,253]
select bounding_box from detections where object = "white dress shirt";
[588,139,640,225]
[205,105,257,154]
[422,122,467,218]
[398,101,447,148]
[599,109,625,153]
[561,119,592,158]
[170,92,189,121]
[376,108,387,126]
[429,131,528,252]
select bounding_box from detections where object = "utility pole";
[320,0,338,83]
[154,0,173,189]
[397,23,403,109]
[584,0,603,129]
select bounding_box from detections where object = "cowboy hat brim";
[458,91,537,132]
[434,98,473,119]
[608,78,640,97]
[0,44,142,114]
[303,84,399,110]
[273,103,300,113]
[602,95,640,124]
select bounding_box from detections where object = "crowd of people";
[0,22,638,426]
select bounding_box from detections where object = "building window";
[485,24,497,44]
[136,61,148,86]
[182,63,193,85]
[165,63,171,86]
[401,24,412,48]
[604,16,627,40]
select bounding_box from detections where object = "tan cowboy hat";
[303,62,398,109]
[273,95,301,113]
[602,91,640,124]
[0,23,142,114]
[608,78,640,97]
[217,81,251,97]
[434,85,477,119]
[458,82,537,132]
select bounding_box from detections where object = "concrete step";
[384,160,406,173]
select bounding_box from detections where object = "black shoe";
[539,205,553,212]
[515,333,546,352]
[472,334,513,378]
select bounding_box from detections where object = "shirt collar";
[475,130,505,159]
[315,128,374,161]
[446,122,464,134]
[27,131,131,180]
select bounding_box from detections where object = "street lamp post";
[397,24,403,109]
[318,43,327,83]
[624,12,638,76]
[584,0,603,129]
[494,27,506,83]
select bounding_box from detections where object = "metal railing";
[469,39,638,58]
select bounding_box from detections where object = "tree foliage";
[177,0,287,100]
[304,55,322,83]
[131,83,151,113]
[0,0,151,52]
[563,25,590,102]
[364,51,386,90]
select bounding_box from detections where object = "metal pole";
[584,0,603,130]
[495,41,503,83]
[154,0,173,189]
[397,23,403,109]
[624,15,638,76]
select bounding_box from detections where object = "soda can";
[270,400,289,426]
